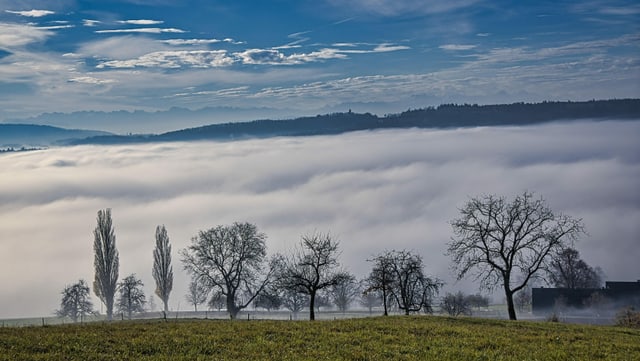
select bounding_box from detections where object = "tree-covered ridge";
[71,98,640,145]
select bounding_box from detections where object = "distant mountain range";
[2,99,639,149]
[3,106,299,134]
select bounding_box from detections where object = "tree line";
[58,191,600,322]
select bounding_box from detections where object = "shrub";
[547,313,560,323]
[615,307,640,328]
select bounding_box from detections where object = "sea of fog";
[0,120,638,319]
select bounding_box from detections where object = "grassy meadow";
[1,316,638,360]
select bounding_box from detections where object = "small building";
[532,280,640,315]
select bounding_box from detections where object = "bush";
[547,313,560,323]
[615,307,640,328]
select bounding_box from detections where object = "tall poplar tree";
[93,208,119,321]
[152,225,173,313]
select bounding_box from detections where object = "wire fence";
[1,306,517,328]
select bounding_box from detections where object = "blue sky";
[1,0,639,126]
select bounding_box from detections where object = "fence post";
[42,318,45,327]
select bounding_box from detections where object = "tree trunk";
[309,292,316,321]
[505,286,517,320]
[227,298,239,320]
[163,299,169,313]
[382,289,388,316]
[106,299,114,321]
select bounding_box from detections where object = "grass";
[1,316,638,360]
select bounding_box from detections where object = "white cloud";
[82,19,101,27]
[599,6,640,15]
[325,0,482,16]
[373,43,411,52]
[171,86,250,98]
[37,24,74,30]
[163,38,220,45]
[440,44,477,51]
[95,27,186,34]
[472,35,639,65]
[0,121,638,318]
[68,76,116,85]
[234,49,288,65]
[77,36,169,60]
[118,19,164,25]
[97,50,234,69]
[5,9,54,17]
[286,48,348,63]
[0,22,53,48]
[161,38,243,46]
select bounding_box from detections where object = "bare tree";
[329,273,359,313]
[359,289,383,314]
[466,293,490,310]
[185,279,209,312]
[253,286,282,312]
[116,274,146,320]
[181,222,276,319]
[279,232,350,320]
[447,191,585,320]
[152,225,173,313]
[57,279,94,322]
[364,251,396,316]
[514,286,532,312]
[280,288,308,318]
[549,247,602,289]
[93,208,119,321]
[312,293,333,313]
[208,291,226,311]
[386,250,442,315]
[440,291,472,317]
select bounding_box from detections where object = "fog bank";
[0,120,638,318]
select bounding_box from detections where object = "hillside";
[1,316,638,360]
[0,124,111,148]
[70,99,640,145]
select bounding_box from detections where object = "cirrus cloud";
[95,27,186,34]
[325,0,482,16]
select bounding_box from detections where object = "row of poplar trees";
[93,208,173,321]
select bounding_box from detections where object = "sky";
[0,121,639,319]
[0,1,639,320]
[0,0,639,130]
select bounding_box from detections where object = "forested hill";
[72,99,640,145]
[0,124,111,148]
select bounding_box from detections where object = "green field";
[1,316,638,360]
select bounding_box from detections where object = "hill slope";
[71,98,640,145]
[0,124,111,148]
[1,316,638,360]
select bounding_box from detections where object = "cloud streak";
[5,9,54,17]
[440,44,477,51]
[94,42,409,69]
[95,27,186,34]
[0,121,638,318]
[118,19,164,25]
[325,0,482,16]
